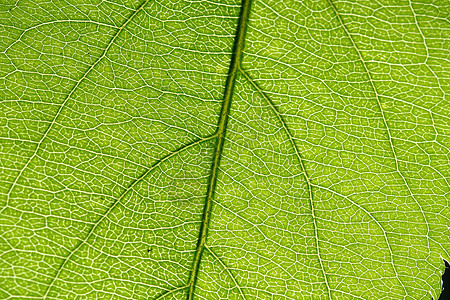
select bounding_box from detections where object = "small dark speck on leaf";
[147,247,153,253]
[438,259,450,300]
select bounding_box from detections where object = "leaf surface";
[0,0,449,299]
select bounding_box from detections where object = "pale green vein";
[239,67,332,299]
[310,182,415,284]
[408,0,450,195]
[331,289,365,300]
[1,20,118,54]
[205,245,246,300]
[327,0,430,294]
[408,0,447,105]
[185,0,252,299]
[1,0,150,214]
[312,183,450,260]
[213,195,324,274]
[153,285,189,300]
[42,134,216,299]
[41,138,147,169]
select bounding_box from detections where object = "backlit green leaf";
[0,0,449,299]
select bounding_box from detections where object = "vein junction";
[185,0,252,298]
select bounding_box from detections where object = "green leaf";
[0,0,448,299]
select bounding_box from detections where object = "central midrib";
[185,0,252,298]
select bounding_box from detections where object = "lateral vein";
[1,0,151,214]
[239,68,332,299]
[42,134,215,298]
[327,0,429,295]
[205,245,247,300]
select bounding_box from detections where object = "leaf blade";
[0,0,448,299]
